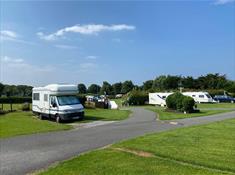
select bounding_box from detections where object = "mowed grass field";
[39,118,235,175]
[0,112,71,138]
[0,108,131,138]
[84,108,131,122]
[145,105,232,120]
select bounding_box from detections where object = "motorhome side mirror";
[52,103,57,108]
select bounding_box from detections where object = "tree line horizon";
[0,73,235,97]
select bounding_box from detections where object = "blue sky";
[0,0,234,86]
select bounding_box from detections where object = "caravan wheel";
[56,114,62,123]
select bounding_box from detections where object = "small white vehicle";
[182,92,214,103]
[32,84,84,123]
[149,92,173,106]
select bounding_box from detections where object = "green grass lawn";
[145,106,232,120]
[197,103,235,109]
[39,118,235,175]
[83,108,131,122]
[0,112,72,138]
[0,108,131,138]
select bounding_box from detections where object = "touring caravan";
[182,92,214,103]
[149,92,173,106]
[32,84,84,123]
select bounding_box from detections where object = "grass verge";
[197,103,235,109]
[39,118,235,175]
[145,106,232,120]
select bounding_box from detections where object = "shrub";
[166,92,195,113]
[182,96,195,113]
[21,102,30,111]
[166,92,184,110]
[127,90,148,105]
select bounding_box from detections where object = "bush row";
[0,97,32,104]
[166,92,195,113]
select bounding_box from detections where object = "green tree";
[0,83,4,96]
[153,75,167,90]
[164,75,181,89]
[112,82,122,95]
[100,81,113,95]
[143,80,153,91]
[3,85,19,97]
[87,84,101,94]
[78,84,87,94]
[121,80,134,94]
[182,76,195,89]
[17,85,32,97]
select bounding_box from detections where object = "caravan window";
[206,94,211,98]
[199,95,204,98]
[192,95,195,97]
[33,93,40,101]
[44,94,48,102]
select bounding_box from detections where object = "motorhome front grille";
[68,112,84,117]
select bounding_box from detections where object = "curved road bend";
[0,108,235,175]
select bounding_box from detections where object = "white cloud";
[0,30,18,38]
[54,44,78,49]
[86,56,97,60]
[214,0,235,5]
[0,30,35,45]
[37,24,136,41]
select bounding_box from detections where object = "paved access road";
[1,108,235,175]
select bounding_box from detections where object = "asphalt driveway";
[0,108,235,175]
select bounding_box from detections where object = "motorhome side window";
[199,95,204,98]
[44,94,48,102]
[33,93,40,101]
[50,96,56,106]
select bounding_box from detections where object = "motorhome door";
[50,96,58,117]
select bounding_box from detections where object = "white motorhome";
[182,92,214,103]
[149,92,173,106]
[32,84,84,123]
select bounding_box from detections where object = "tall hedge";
[0,97,32,104]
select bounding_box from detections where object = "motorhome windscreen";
[206,94,211,98]
[57,96,81,106]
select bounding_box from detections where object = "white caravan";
[149,92,173,106]
[32,84,84,123]
[182,92,214,103]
